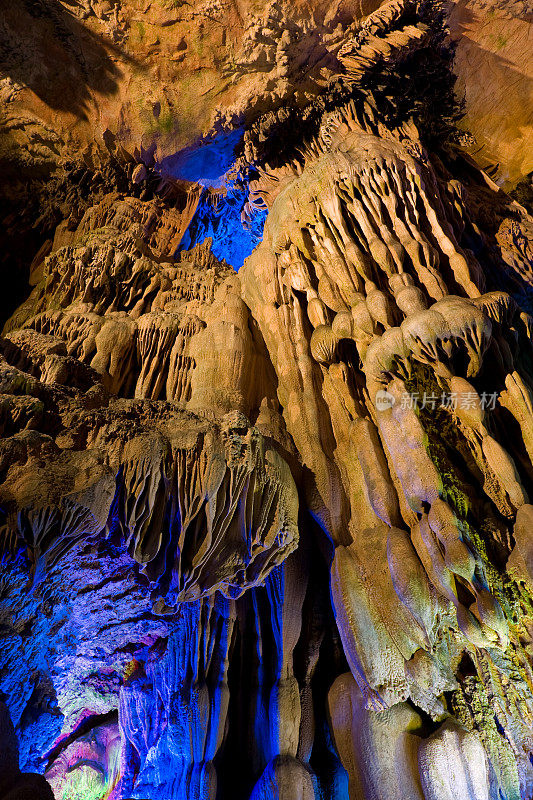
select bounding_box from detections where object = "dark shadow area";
[216,513,349,800]
[510,171,533,213]
[0,0,145,327]
[0,0,140,119]
[446,147,533,309]
[0,700,55,798]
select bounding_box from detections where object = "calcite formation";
[2,0,533,798]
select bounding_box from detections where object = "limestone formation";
[0,235,299,606]
[240,83,533,799]
[2,1,533,799]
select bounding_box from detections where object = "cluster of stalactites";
[116,595,235,799]
[241,97,533,798]
[118,417,299,607]
[0,412,299,616]
[264,108,533,645]
[337,0,430,83]
[2,232,267,416]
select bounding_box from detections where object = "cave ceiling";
[1,1,533,799]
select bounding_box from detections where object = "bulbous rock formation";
[241,92,533,798]
[2,0,533,799]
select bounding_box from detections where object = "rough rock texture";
[1,0,530,185]
[0,228,299,603]
[2,0,533,799]
[0,222,304,797]
[449,0,533,188]
[0,0,370,175]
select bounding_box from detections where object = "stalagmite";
[2,2,533,797]
[351,417,402,527]
[386,526,435,642]
[135,312,180,400]
[427,499,477,583]
[249,757,316,800]
[328,672,425,800]
[508,505,533,585]
[499,372,533,464]
[90,315,137,394]
[310,325,340,364]
[375,380,442,512]
[481,435,528,509]
[332,544,407,708]
[390,273,428,317]
[417,719,491,800]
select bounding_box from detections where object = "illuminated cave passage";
[177,185,267,270]
[160,131,244,189]
[2,0,533,799]
[160,130,267,270]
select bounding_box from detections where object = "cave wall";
[2,0,533,798]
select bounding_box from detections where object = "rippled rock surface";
[2,0,533,798]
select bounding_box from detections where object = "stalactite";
[241,95,533,798]
[1,1,533,796]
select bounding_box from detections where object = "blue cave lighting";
[160,129,267,269]
[117,596,233,800]
[178,187,267,270]
[161,130,243,189]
